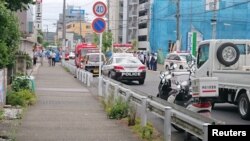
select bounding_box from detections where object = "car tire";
[139,79,145,85]
[216,42,240,67]
[179,65,183,69]
[238,93,250,120]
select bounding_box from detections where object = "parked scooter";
[157,62,177,99]
[167,62,213,134]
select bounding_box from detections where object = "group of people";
[133,51,158,71]
[33,49,57,67]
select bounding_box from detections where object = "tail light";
[192,102,211,108]
[114,66,124,71]
[138,66,146,70]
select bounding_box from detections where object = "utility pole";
[176,0,180,51]
[79,6,82,42]
[211,0,217,39]
[46,25,49,42]
[62,0,66,60]
[107,0,110,31]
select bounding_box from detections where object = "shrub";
[108,97,129,120]
[11,76,31,92]
[132,118,154,141]
[7,89,36,107]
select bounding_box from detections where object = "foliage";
[93,32,113,53]
[93,33,99,45]
[132,118,154,141]
[132,39,138,51]
[102,31,113,53]
[0,2,21,68]
[42,41,50,49]
[11,76,31,92]
[108,97,129,120]
[128,103,137,126]
[0,41,9,69]
[7,89,36,107]
[0,108,4,120]
[37,30,44,44]
[3,0,35,11]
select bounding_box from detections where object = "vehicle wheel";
[179,65,183,69]
[211,102,215,110]
[172,124,184,132]
[238,93,250,120]
[156,93,159,97]
[165,65,169,70]
[216,42,240,66]
[139,79,145,85]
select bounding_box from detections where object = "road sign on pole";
[93,1,107,17]
[92,18,106,34]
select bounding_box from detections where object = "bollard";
[84,72,87,84]
[141,97,147,127]
[81,71,84,83]
[164,107,172,141]
[87,73,91,87]
[98,76,103,97]
[203,123,210,141]
[105,80,110,98]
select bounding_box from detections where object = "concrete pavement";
[16,62,140,141]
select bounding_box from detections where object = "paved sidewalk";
[16,63,140,141]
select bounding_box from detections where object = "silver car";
[102,56,146,85]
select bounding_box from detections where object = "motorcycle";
[156,62,177,99]
[167,62,213,140]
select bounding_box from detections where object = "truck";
[195,39,250,120]
[75,43,98,68]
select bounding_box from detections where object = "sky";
[41,0,106,32]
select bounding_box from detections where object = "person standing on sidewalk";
[51,51,56,66]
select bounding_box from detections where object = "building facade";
[150,0,250,56]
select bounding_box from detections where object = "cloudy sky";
[41,0,105,32]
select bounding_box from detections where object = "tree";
[102,31,112,53]
[132,39,138,51]
[0,2,20,68]
[3,0,35,11]
[93,33,99,45]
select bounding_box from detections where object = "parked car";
[102,56,146,85]
[69,52,75,59]
[82,53,106,76]
[164,52,196,70]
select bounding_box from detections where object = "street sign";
[70,9,85,15]
[93,1,107,17]
[92,18,106,34]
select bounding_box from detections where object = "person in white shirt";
[51,51,56,66]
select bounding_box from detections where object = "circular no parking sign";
[92,18,106,33]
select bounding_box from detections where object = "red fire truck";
[75,43,99,68]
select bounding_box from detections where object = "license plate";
[122,72,140,76]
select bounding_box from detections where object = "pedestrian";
[146,53,150,69]
[51,51,56,66]
[39,50,44,66]
[150,53,155,70]
[153,53,158,71]
[33,50,38,66]
[139,52,144,64]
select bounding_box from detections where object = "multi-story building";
[150,0,250,56]
[138,0,150,51]
[66,21,93,42]
[109,0,151,51]
[16,4,36,57]
[56,5,87,43]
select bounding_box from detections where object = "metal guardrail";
[62,62,224,141]
[62,62,93,86]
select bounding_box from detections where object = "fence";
[62,62,224,141]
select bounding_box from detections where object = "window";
[66,24,72,29]
[197,44,209,68]
[86,25,90,29]
[139,23,147,29]
[138,35,147,41]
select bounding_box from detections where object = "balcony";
[138,15,148,23]
[139,2,149,11]
[138,28,148,36]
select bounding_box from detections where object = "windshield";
[115,57,141,64]
[180,54,193,63]
[88,54,105,62]
[197,44,209,68]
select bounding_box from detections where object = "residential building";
[150,0,250,56]
[128,0,138,44]
[66,21,93,42]
[16,4,36,57]
[138,0,150,51]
